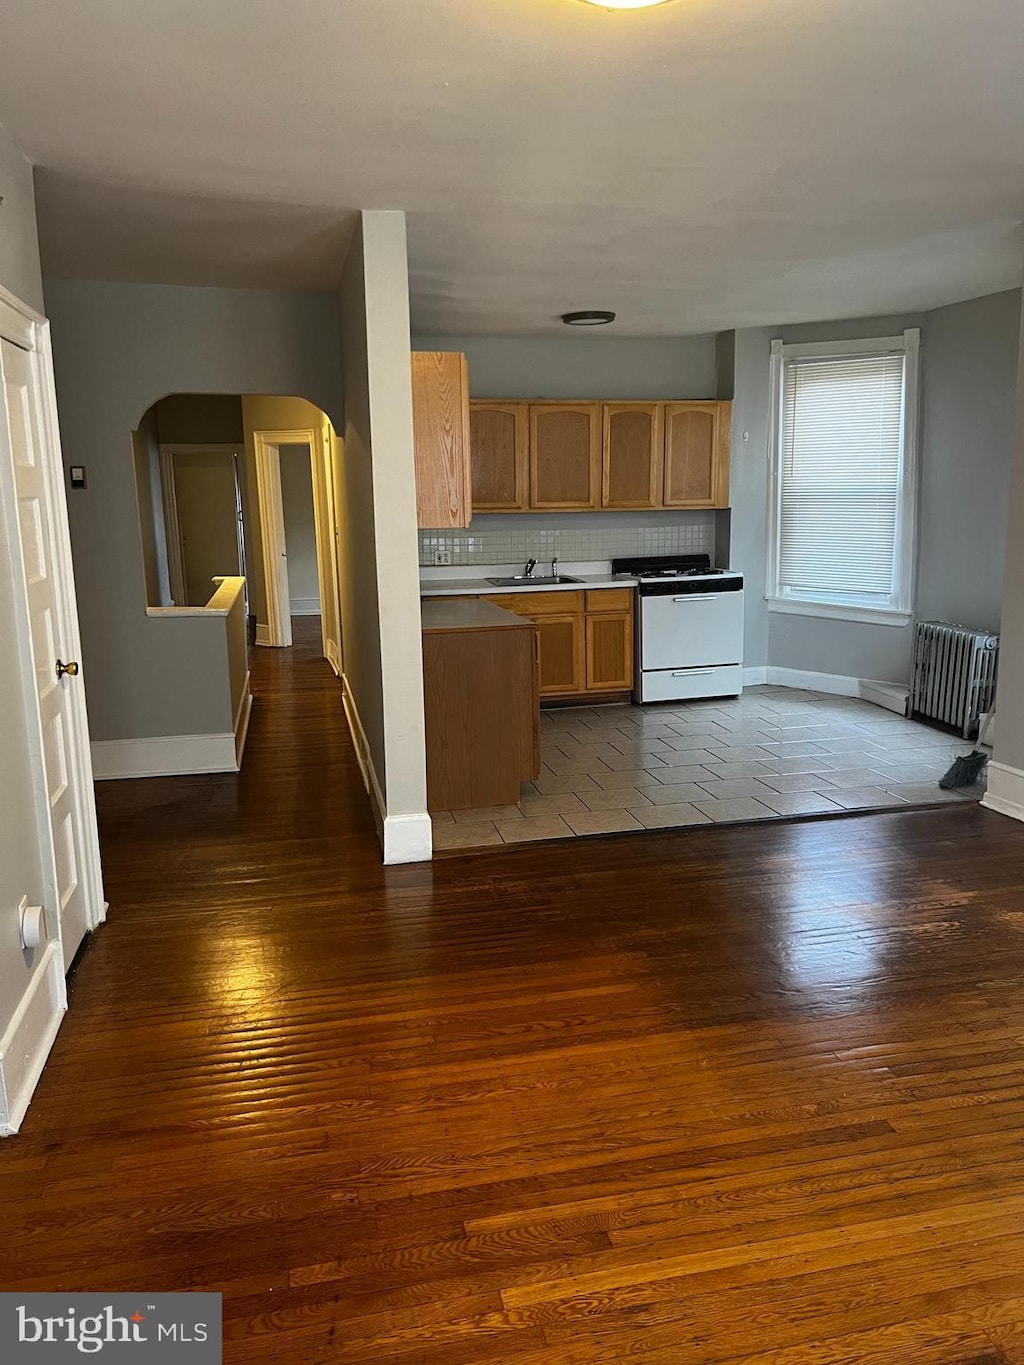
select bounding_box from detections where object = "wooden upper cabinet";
[529,403,601,510]
[469,402,528,512]
[411,352,472,529]
[663,402,731,508]
[602,403,663,509]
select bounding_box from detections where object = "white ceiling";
[3,0,1023,335]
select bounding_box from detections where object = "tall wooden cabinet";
[529,404,601,510]
[411,352,471,528]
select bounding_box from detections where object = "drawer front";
[639,663,743,703]
[486,591,584,617]
[586,587,633,614]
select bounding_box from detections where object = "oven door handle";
[672,668,716,676]
[671,594,720,602]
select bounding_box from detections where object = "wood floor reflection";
[4,617,1024,1363]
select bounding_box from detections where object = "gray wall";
[729,298,1021,683]
[44,280,343,741]
[280,445,320,608]
[917,290,1021,630]
[411,334,717,400]
[0,122,43,313]
[992,306,1024,775]
[131,407,171,607]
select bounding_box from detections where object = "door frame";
[0,285,105,952]
[252,427,341,660]
[159,444,244,608]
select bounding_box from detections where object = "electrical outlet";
[434,550,452,566]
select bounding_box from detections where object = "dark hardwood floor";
[4,617,1024,1362]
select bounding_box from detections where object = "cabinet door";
[602,403,663,508]
[469,402,528,512]
[663,402,731,508]
[586,611,633,692]
[529,404,601,510]
[412,352,472,528]
[536,614,585,695]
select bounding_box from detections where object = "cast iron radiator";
[910,620,999,739]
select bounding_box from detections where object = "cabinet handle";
[672,668,716,676]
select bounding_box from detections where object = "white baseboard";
[290,597,321,616]
[859,678,909,716]
[340,674,430,864]
[255,622,272,646]
[982,761,1024,823]
[91,732,238,779]
[0,943,66,1135]
[383,812,432,865]
[743,666,768,686]
[341,673,386,833]
[234,679,253,768]
[325,639,342,677]
[765,666,861,696]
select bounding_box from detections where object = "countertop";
[420,574,636,598]
[420,598,535,632]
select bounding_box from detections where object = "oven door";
[640,590,745,671]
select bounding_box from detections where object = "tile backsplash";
[419,512,716,567]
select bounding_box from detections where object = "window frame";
[765,329,920,628]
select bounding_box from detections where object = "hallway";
[3,630,1024,1362]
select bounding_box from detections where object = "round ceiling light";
[562,310,616,326]
[579,0,675,8]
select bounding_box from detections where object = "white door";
[1,334,103,965]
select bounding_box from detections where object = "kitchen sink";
[486,574,582,587]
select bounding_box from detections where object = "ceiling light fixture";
[562,310,616,326]
[579,0,675,9]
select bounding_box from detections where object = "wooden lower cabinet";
[586,612,633,692]
[482,587,632,700]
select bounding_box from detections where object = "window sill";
[766,598,912,628]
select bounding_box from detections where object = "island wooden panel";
[412,351,472,528]
[422,599,539,809]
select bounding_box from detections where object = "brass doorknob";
[55,659,79,680]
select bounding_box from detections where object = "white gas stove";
[612,554,745,703]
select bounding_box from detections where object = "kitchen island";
[421,598,540,811]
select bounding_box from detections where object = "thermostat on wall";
[69,466,87,489]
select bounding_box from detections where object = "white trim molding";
[383,813,432,865]
[234,672,253,767]
[982,761,1024,823]
[743,666,906,704]
[0,943,65,1135]
[765,598,913,628]
[290,596,322,616]
[767,328,920,623]
[91,732,239,780]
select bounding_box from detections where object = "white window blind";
[777,350,906,608]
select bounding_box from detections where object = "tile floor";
[431,685,986,851]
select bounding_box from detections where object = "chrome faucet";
[524,557,537,578]
[550,556,558,579]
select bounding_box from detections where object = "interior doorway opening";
[132,392,343,679]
